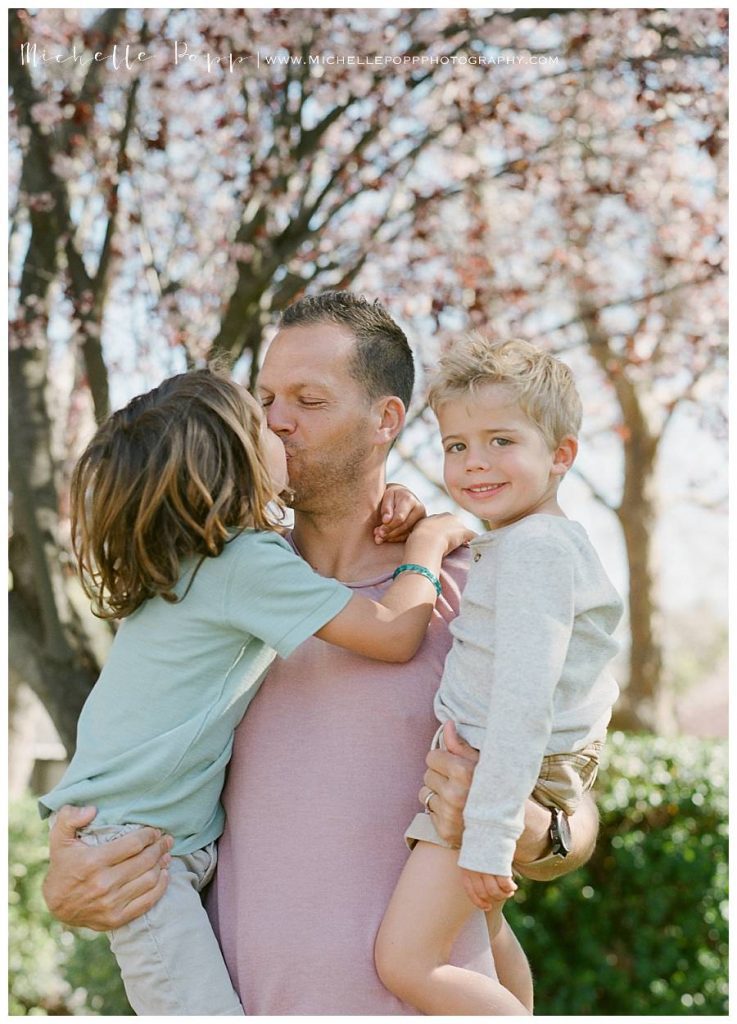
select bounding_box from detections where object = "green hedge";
[8,797,132,1015]
[506,731,728,1015]
[9,732,727,1015]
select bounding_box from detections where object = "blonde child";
[375,337,622,1015]
[40,367,472,1015]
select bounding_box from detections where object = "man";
[44,292,597,1013]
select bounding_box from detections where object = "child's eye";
[445,442,465,454]
[491,437,512,447]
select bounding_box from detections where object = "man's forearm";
[513,793,599,881]
[424,729,600,881]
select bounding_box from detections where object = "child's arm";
[422,724,599,878]
[421,724,599,879]
[316,514,473,663]
[456,535,575,877]
[373,483,426,544]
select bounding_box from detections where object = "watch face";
[551,808,572,855]
[558,810,572,852]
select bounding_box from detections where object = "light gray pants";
[78,824,244,1016]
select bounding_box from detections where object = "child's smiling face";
[437,383,575,528]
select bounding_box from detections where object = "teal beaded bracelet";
[392,563,442,597]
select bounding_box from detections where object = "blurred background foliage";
[10,732,727,1015]
[507,732,728,1016]
[9,798,132,1015]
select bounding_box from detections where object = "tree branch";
[570,465,617,512]
[57,8,126,153]
[393,442,448,499]
[660,340,728,434]
[545,269,725,350]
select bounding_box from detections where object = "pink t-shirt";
[207,545,495,1014]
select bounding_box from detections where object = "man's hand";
[420,721,478,846]
[461,867,517,910]
[420,721,599,878]
[43,805,174,931]
[374,483,426,544]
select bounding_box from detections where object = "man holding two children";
[44,291,599,1014]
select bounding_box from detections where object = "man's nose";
[265,399,295,435]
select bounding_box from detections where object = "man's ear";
[373,396,406,447]
[551,435,578,476]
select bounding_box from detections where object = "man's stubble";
[286,432,375,519]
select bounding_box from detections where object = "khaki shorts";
[404,723,602,858]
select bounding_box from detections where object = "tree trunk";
[612,442,675,734]
[579,304,674,734]
[9,344,101,756]
[9,8,128,754]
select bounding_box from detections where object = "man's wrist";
[513,799,552,865]
[548,808,572,857]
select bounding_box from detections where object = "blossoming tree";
[9,7,726,748]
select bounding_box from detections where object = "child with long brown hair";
[40,366,472,1015]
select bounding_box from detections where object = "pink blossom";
[30,100,64,129]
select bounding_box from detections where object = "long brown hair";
[71,367,286,619]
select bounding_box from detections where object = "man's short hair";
[428,335,582,447]
[279,291,414,410]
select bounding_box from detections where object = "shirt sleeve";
[222,531,353,659]
[458,532,575,876]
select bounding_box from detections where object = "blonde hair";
[428,335,582,447]
[71,367,286,619]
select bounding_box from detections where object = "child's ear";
[551,435,578,476]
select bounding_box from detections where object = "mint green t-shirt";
[40,530,352,854]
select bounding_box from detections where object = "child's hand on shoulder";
[374,483,426,544]
[414,513,476,555]
[461,867,517,910]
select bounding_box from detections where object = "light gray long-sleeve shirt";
[435,514,623,876]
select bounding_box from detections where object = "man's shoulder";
[438,546,470,615]
[441,544,471,578]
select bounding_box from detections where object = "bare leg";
[488,912,534,1013]
[375,842,531,1015]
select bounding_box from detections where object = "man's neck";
[291,481,403,583]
